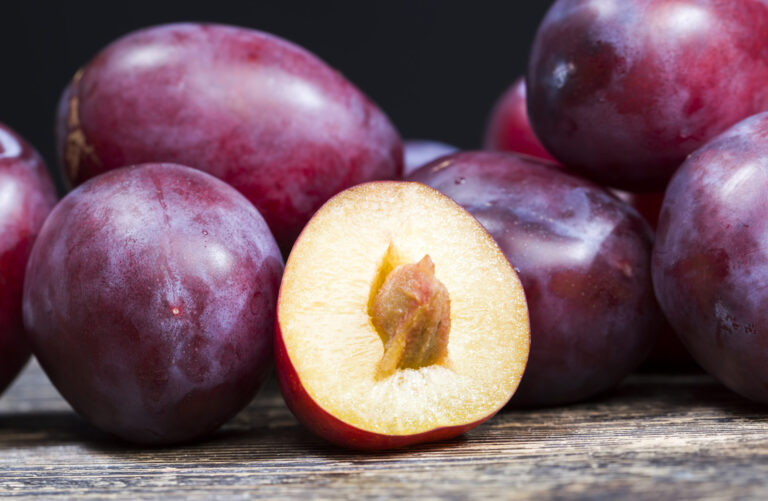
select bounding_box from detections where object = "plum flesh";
[484,78,555,162]
[57,23,403,252]
[0,123,57,396]
[527,0,768,190]
[653,112,768,401]
[409,152,661,406]
[23,163,283,443]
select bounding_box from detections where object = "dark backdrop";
[0,1,551,187]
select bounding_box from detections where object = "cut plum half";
[276,181,529,450]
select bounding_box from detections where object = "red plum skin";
[653,112,768,401]
[23,163,283,443]
[57,23,403,252]
[484,78,556,162]
[527,0,768,190]
[409,152,661,406]
[0,124,57,396]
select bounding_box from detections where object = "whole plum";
[23,164,283,443]
[528,0,768,190]
[403,140,458,177]
[409,152,661,406]
[57,23,402,252]
[0,123,57,395]
[484,78,556,162]
[653,112,768,401]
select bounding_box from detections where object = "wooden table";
[1,361,766,500]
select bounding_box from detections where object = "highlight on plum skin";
[56,22,403,253]
[527,0,768,191]
[484,78,556,162]
[403,140,458,177]
[22,163,283,444]
[653,112,768,403]
[0,123,58,396]
[409,152,662,406]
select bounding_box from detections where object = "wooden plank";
[0,360,766,500]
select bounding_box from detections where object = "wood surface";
[0,360,766,500]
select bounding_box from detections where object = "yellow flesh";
[279,182,529,436]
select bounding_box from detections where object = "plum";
[23,163,283,443]
[0,124,57,396]
[653,112,768,401]
[409,152,661,406]
[57,23,403,252]
[527,0,768,190]
[611,190,697,369]
[403,140,458,177]
[275,182,530,450]
[615,192,665,231]
[484,78,556,162]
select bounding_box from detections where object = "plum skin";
[403,140,458,177]
[409,152,661,406]
[610,190,696,367]
[653,112,768,402]
[484,78,556,162]
[528,0,768,190]
[57,23,403,253]
[614,192,665,232]
[0,124,57,396]
[613,191,695,368]
[23,163,283,444]
[275,323,500,450]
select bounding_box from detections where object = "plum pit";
[370,253,450,379]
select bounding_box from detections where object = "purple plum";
[527,0,768,190]
[409,152,661,405]
[23,163,283,443]
[653,112,768,401]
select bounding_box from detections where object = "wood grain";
[1,360,766,500]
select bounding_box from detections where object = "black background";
[0,1,552,186]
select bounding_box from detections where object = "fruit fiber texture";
[653,112,768,402]
[275,333,489,450]
[527,0,768,190]
[57,23,403,252]
[23,164,283,444]
[484,78,556,162]
[0,123,57,396]
[410,152,662,406]
[276,182,529,449]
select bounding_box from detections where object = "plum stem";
[371,254,450,378]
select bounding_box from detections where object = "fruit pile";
[3,0,768,450]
